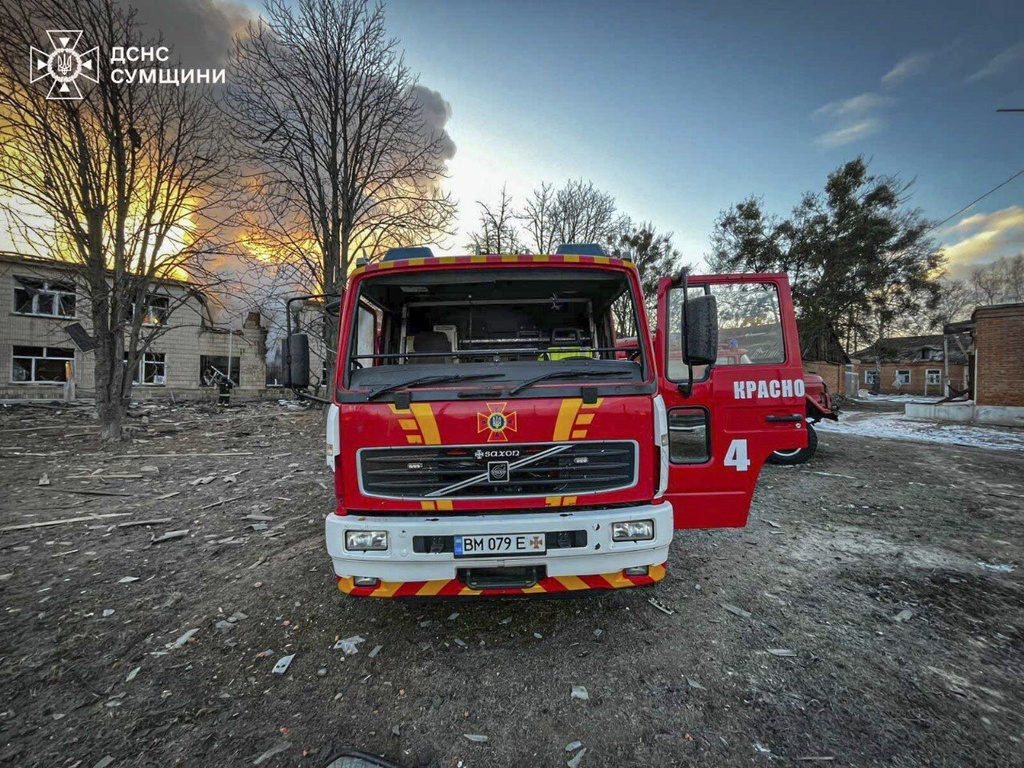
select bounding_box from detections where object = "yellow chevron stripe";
[556,575,589,591]
[435,500,453,511]
[421,501,435,511]
[553,398,583,441]
[417,580,446,597]
[399,419,418,431]
[575,413,595,426]
[571,430,587,440]
[407,435,423,444]
[410,403,441,445]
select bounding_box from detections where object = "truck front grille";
[359,441,637,500]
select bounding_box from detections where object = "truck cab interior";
[348,267,644,370]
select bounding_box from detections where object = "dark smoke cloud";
[127,0,251,69]
[411,84,457,162]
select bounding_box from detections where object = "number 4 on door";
[724,439,750,471]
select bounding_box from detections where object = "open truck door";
[655,273,807,529]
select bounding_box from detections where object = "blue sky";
[386,0,1024,274]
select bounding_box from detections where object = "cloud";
[812,91,889,148]
[940,206,1024,276]
[813,92,892,120]
[815,119,883,148]
[410,85,457,163]
[882,52,934,87]
[128,0,252,69]
[966,41,1024,83]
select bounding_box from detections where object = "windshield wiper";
[508,369,633,396]
[366,373,504,401]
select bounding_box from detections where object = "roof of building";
[0,251,197,291]
[854,333,970,365]
[972,301,1024,319]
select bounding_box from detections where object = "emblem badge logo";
[30,30,99,100]
[476,402,517,443]
[487,461,509,483]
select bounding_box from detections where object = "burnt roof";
[854,333,970,365]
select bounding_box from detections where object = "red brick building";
[852,334,970,397]
[973,303,1024,407]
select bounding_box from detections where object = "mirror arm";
[679,268,694,397]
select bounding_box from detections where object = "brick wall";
[851,362,966,396]
[803,361,844,395]
[0,256,267,401]
[974,305,1024,407]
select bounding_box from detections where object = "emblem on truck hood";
[476,402,518,442]
[474,448,522,460]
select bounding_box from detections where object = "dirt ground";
[1,400,1021,768]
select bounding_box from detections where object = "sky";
[382,0,1024,275]
[3,0,1022,279]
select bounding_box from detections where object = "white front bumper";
[325,502,674,582]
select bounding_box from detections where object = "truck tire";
[768,422,818,466]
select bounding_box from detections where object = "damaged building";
[0,252,268,402]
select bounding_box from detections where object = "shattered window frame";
[13,276,77,318]
[125,352,167,385]
[11,345,75,383]
[130,294,171,326]
[895,369,911,385]
[200,355,241,387]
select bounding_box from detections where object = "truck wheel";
[768,422,818,465]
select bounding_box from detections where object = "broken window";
[125,352,167,385]
[926,369,941,386]
[895,369,911,385]
[200,355,240,387]
[13,276,76,318]
[864,370,879,384]
[131,295,170,326]
[11,346,74,383]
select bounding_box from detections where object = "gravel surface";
[0,401,1021,767]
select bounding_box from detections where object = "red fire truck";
[303,246,807,598]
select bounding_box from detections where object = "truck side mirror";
[683,294,718,365]
[288,333,310,388]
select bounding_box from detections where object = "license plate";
[454,533,546,558]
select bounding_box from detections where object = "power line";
[927,167,1024,234]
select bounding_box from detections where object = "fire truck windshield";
[342,266,649,397]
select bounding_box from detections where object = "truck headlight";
[612,520,654,542]
[345,530,388,551]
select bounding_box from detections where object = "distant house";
[852,333,970,397]
[0,252,267,401]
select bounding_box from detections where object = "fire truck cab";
[315,247,806,597]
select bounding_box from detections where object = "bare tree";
[608,220,687,335]
[555,179,618,245]
[227,0,456,369]
[0,0,235,440]
[969,253,1024,305]
[521,182,557,255]
[466,184,522,254]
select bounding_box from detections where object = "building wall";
[851,362,966,397]
[803,361,845,395]
[0,255,267,401]
[974,305,1024,407]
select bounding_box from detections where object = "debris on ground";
[333,636,365,655]
[686,677,706,690]
[571,685,589,701]
[125,667,141,682]
[151,529,189,544]
[564,740,583,752]
[38,473,50,486]
[976,561,1016,573]
[117,576,139,584]
[166,628,199,650]
[272,654,295,674]
[253,741,291,765]
[767,648,798,657]
[567,747,587,768]
[463,734,488,743]
[368,645,383,658]
[754,741,772,754]
[648,597,675,615]
[720,602,753,619]
[892,609,914,623]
